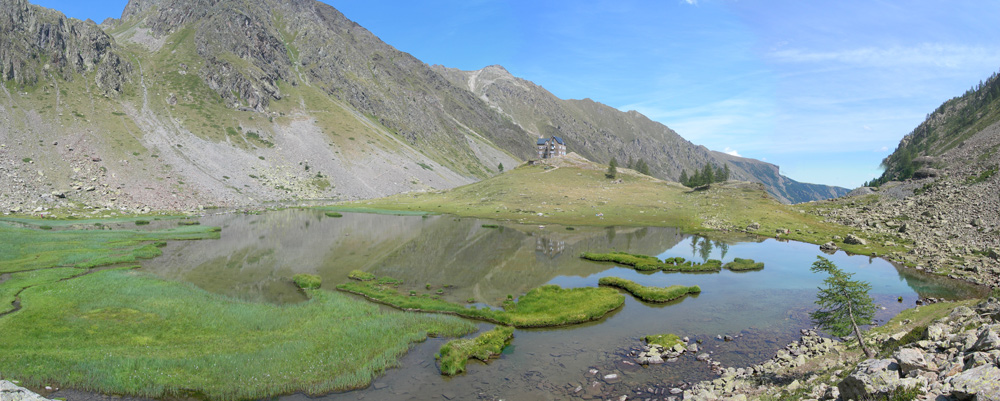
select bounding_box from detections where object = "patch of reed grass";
[581,252,722,273]
[723,258,765,271]
[292,274,322,289]
[347,270,375,281]
[644,333,683,348]
[0,222,220,273]
[598,276,701,303]
[337,276,623,328]
[437,326,514,375]
[0,268,86,314]
[0,269,475,400]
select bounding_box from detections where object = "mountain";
[433,65,849,203]
[872,70,1000,186]
[0,0,843,215]
[822,69,1000,286]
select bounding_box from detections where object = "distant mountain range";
[0,0,847,213]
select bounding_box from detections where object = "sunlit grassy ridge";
[0,269,475,400]
[337,276,624,328]
[349,157,902,256]
[598,277,701,303]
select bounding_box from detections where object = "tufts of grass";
[643,333,683,348]
[347,270,375,281]
[437,326,514,376]
[337,275,623,328]
[723,258,765,271]
[292,274,322,289]
[0,267,88,314]
[581,252,722,273]
[135,220,150,226]
[481,224,499,228]
[0,269,475,400]
[324,212,343,218]
[177,221,200,226]
[0,222,220,273]
[598,276,701,303]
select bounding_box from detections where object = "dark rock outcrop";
[0,0,131,95]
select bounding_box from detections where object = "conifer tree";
[810,256,877,358]
[679,170,689,186]
[606,157,618,179]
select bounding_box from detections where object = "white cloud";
[863,125,872,131]
[768,43,1000,69]
[879,146,889,152]
[682,0,697,4]
[723,147,741,157]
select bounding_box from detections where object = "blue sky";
[33,0,1000,188]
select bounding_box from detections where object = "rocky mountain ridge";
[434,64,849,204]
[2,0,845,216]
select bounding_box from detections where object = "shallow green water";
[137,210,984,401]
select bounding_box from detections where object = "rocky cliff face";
[434,64,849,203]
[0,0,132,95]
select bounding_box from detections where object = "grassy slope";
[0,269,474,400]
[0,221,479,399]
[350,158,904,256]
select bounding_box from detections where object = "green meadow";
[337,276,625,328]
[598,276,701,303]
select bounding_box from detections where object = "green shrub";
[292,274,322,289]
[39,225,53,230]
[135,220,150,226]
[324,212,343,218]
[481,224,499,228]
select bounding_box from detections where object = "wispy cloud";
[682,0,698,4]
[768,43,1000,68]
[723,147,741,157]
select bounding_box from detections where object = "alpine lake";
[59,209,986,401]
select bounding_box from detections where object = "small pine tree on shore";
[606,157,618,179]
[810,256,877,358]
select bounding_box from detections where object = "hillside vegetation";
[349,154,902,256]
[872,69,1000,185]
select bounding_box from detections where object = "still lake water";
[141,210,984,401]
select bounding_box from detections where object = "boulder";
[838,359,919,400]
[820,242,838,252]
[0,381,54,401]
[949,364,1000,401]
[894,347,933,375]
[844,234,867,245]
[972,325,1000,352]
